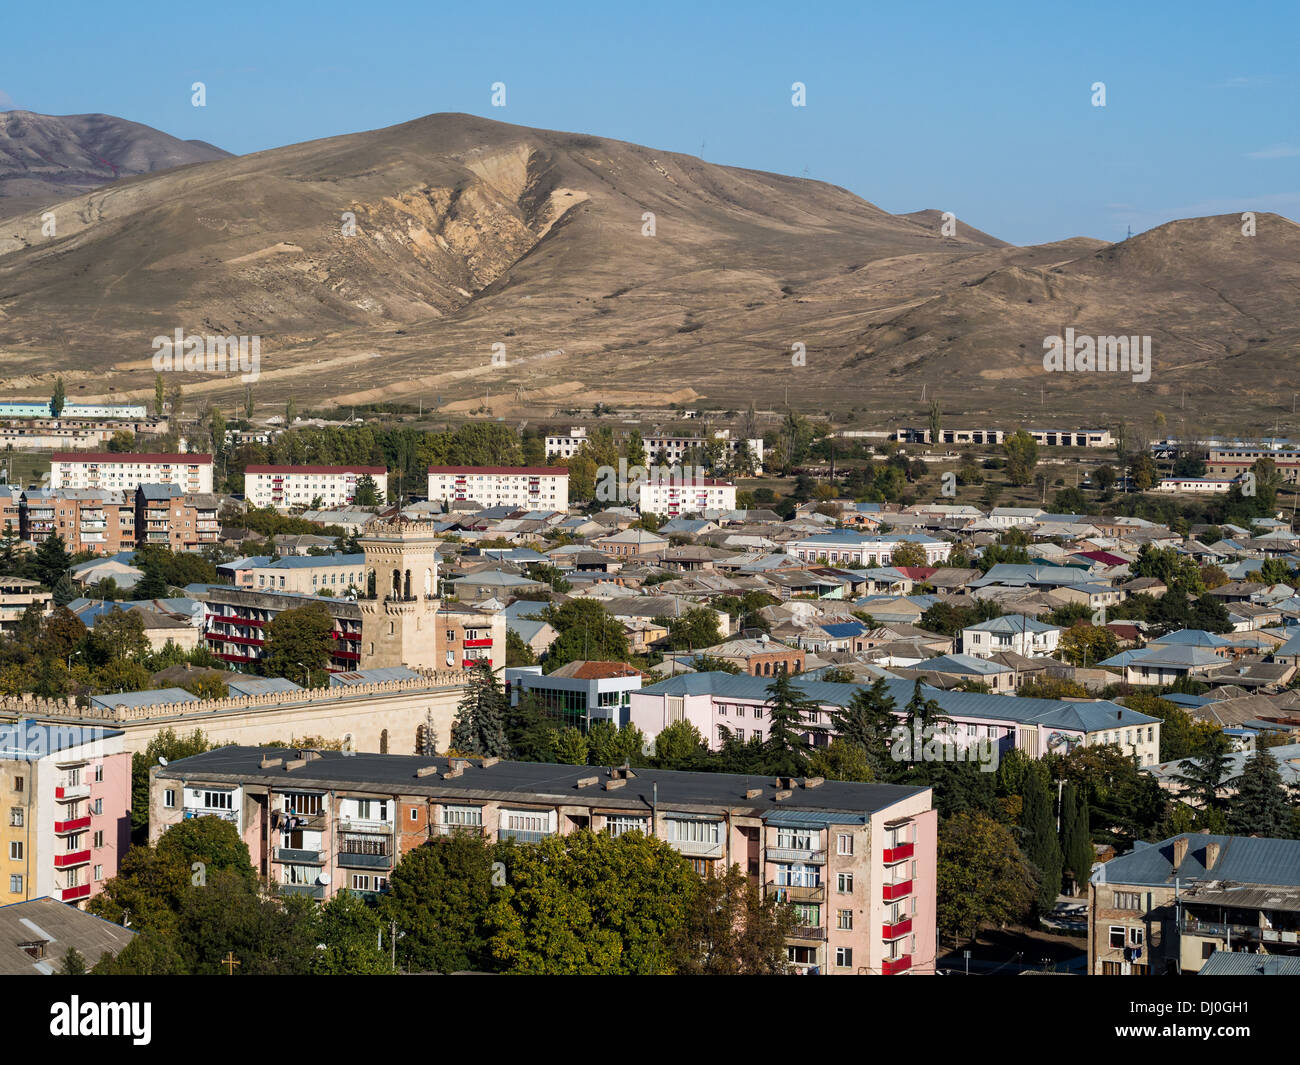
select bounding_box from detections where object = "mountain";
[0,111,1294,431]
[0,111,232,215]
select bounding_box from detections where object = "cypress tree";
[829,676,898,778]
[1021,769,1063,914]
[1060,783,1095,894]
[1228,748,1291,838]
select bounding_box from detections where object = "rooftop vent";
[604,778,626,791]
[774,789,793,801]
[576,776,599,789]
[260,756,283,769]
[415,765,441,778]
[745,788,763,799]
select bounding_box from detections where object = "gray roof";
[0,721,125,761]
[1096,833,1300,888]
[1198,951,1300,976]
[0,898,135,975]
[328,666,422,686]
[89,688,200,711]
[226,677,303,697]
[158,746,928,820]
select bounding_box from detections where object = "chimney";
[1172,836,1189,868]
[1204,841,1221,870]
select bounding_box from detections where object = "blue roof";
[266,553,364,569]
[1097,834,1300,888]
[329,666,421,686]
[821,622,866,638]
[227,677,303,696]
[1150,629,1233,648]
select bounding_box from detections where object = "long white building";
[637,478,736,517]
[427,466,568,510]
[50,452,214,494]
[245,465,388,510]
[544,427,765,471]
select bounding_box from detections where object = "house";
[592,529,670,559]
[1089,834,1300,974]
[0,897,135,973]
[504,661,646,729]
[894,652,1017,693]
[961,615,1062,659]
[699,636,806,676]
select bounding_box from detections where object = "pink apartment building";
[151,747,937,975]
[0,722,131,908]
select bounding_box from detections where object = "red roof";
[53,452,212,464]
[896,566,937,580]
[1075,550,1128,567]
[428,466,566,475]
[246,465,386,475]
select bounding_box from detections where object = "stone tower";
[357,521,442,669]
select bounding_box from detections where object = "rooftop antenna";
[1126,225,1132,240]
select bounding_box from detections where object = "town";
[0,387,1296,978]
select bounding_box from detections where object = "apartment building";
[0,579,51,634]
[0,403,146,419]
[50,452,214,494]
[0,721,131,908]
[135,485,221,550]
[238,553,367,596]
[1089,833,1300,975]
[427,466,568,510]
[19,489,136,554]
[544,427,765,471]
[785,532,953,567]
[630,672,1161,764]
[637,478,737,517]
[245,465,388,510]
[149,747,937,975]
[895,427,1113,448]
[204,587,366,673]
[961,615,1062,658]
[1206,447,1300,485]
[504,661,645,730]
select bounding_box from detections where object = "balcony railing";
[765,882,825,903]
[789,925,826,942]
[498,828,554,844]
[276,848,324,864]
[766,846,827,864]
[882,879,913,902]
[54,850,91,869]
[883,917,913,940]
[335,818,391,834]
[882,841,915,864]
[1178,917,1277,941]
[54,815,92,834]
[337,851,393,870]
[61,884,91,902]
[435,823,486,837]
[882,954,912,975]
[54,784,90,801]
[669,838,725,859]
[279,883,327,899]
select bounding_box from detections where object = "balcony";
[279,883,327,899]
[498,828,554,844]
[336,818,391,834]
[275,847,323,864]
[882,917,913,940]
[54,815,92,834]
[185,808,238,824]
[337,851,393,870]
[765,882,825,903]
[789,925,826,943]
[882,841,914,864]
[882,954,912,975]
[54,784,90,801]
[669,838,725,859]
[766,846,827,864]
[61,884,91,902]
[882,879,913,902]
[54,850,91,869]
[435,823,486,837]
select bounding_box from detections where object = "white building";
[50,452,213,494]
[643,431,765,472]
[961,615,1062,658]
[637,478,736,517]
[245,465,388,510]
[783,532,952,566]
[544,428,588,460]
[427,466,568,510]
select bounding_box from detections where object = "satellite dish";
[157,756,168,766]
[318,872,331,886]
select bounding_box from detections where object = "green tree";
[669,864,794,974]
[58,947,89,974]
[51,376,67,418]
[504,693,560,763]
[829,676,898,779]
[487,830,696,974]
[449,662,511,758]
[1059,782,1094,894]
[155,374,167,417]
[551,726,589,765]
[541,599,630,667]
[651,719,711,770]
[761,670,816,776]
[381,835,500,973]
[1227,748,1292,838]
[156,815,257,888]
[32,533,72,589]
[1021,768,1063,914]
[809,738,874,782]
[260,602,336,683]
[505,628,536,667]
[353,474,383,507]
[586,720,646,766]
[937,811,1036,947]
[1003,430,1039,487]
[888,540,928,568]
[1058,623,1119,667]
[660,607,723,651]
[1173,731,1233,811]
[313,890,391,974]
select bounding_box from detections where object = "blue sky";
[3,0,1296,245]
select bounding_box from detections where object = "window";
[1130,927,1145,947]
[667,818,720,844]
[1113,891,1142,911]
[836,833,853,856]
[8,808,21,828]
[94,865,103,881]
[204,791,233,810]
[164,789,176,808]
[605,816,648,838]
[13,777,21,792]
[787,945,818,966]
[351,874,372,891]
[505,811,549,833]
[94,764,104,783]
[835,947,853,968]
[91,799,103,815]
[9,842,22,860]
[441,804,483,828]
[93,831,104,848]
[776,827,815,850]
[1109,925,1125,949]
[837,909,853,930]
[410,808,419,822]
[356,799,389,822]
[837,873,854,894]
[8,875,20,893]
